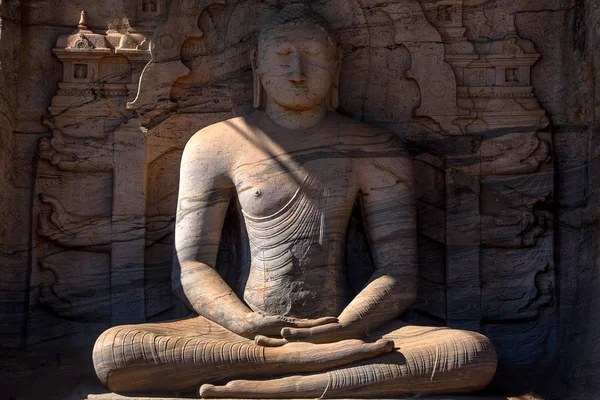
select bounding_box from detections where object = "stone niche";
[8,0,598,398]
[126,0,555,374]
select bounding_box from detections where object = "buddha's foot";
[200,332,497,398]
[200,374,327,399]
[200,339,394,398]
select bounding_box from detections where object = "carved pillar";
[445,13,555,364]
[29,13,150,342]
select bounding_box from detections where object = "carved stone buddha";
[93,3,497,397]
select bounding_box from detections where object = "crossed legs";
[93,318,496,396]
[92,316,393,393]
[201,323,497,398]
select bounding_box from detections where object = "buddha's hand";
[254,322,360,347]
[284,321,361,343]
[238,312,337,339]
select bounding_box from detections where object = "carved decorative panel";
[29,14,150,343]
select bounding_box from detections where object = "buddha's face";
[257,24,338,111]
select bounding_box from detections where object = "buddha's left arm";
[341,136,418,331]
[281,135,417,343]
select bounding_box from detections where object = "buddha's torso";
[229,114,361,319]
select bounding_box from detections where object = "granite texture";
[0,0,598,399]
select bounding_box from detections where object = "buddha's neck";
[265,100,326,130]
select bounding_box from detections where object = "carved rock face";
[256,25,337,112]
[5,0,586,397]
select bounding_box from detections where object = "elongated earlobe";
[251,49,265,109]
[328,47,342,110]
[253,74,265,109]
[327,86,338,110]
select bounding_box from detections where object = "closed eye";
[275,47,292,56]
[304,43,322,56]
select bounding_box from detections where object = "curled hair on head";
[258,2,337,49]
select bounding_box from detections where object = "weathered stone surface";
[0,0,598,399]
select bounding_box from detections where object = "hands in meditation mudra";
[93,3,497,397]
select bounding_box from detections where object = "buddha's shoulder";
[328,113,408,155]
[184,116,252,151]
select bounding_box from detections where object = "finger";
[362,338,395,355]
[292,316,337,328]
[307,323,342,336]
[282,322,341,340]
[318,338,394,363]
[281,326,311,339]
[255,321,287,337]
[254,335,288,347]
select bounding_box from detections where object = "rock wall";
[544,1,600,397]
[0,0,599,399]
[0,0,24,349]
[467,1,599,397]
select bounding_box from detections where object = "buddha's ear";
[251,48,265,109]
[328,45,342,110]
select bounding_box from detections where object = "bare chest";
[232,147,357,221]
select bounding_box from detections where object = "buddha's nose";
[289,72,307,84]
[288,53,307,84]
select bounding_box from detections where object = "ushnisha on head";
[252,2,341,112]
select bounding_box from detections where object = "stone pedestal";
[86,395,511,400]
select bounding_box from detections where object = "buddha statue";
[93,3,497,397]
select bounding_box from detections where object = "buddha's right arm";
[178,259,257,336]
[173,131,257,336]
